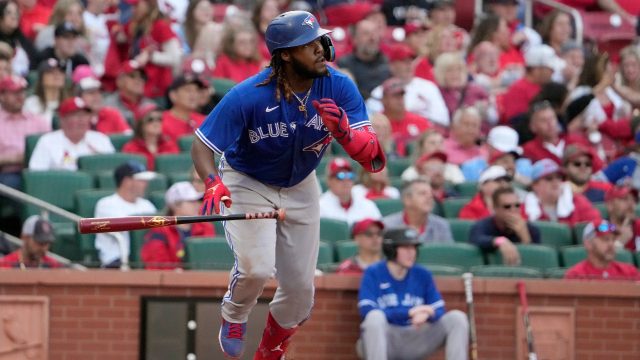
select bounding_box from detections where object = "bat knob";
[276,208,286,222]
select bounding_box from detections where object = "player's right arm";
[192,136,231,215]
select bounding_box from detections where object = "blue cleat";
[219,319,246,359]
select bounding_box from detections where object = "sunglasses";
[501,203,521,210]
[571,161,592,168]
[145,115,162,123]
[334,171,354,181]
[596,222,616,233]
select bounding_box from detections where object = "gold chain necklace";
[292,86,312,115]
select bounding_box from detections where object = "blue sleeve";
[334,70,369,129]
[469,219,498,251]
[602,157,636,185]
[358,267,411,323]
[528,223,541,244]
[423,271,446,323]
[195,89,245,154]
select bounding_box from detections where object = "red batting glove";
[312,98,350,141]
[201,174,232,215]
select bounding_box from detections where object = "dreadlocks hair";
[256,50,295,103]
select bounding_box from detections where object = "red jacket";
[141,223,215,270]
[161,110,206,141]
[94,107,131,135]
[521,134,603,171]
[565,260,639,280]
[335,257,364,275]
[121,137,180,170]
[500,77,539,123]
[0,250,62,269]
[521,192,601,227]
[459,193,490,220]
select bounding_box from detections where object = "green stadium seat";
[426,264,465,276]
[96,171,168,196]
[455,182,478,197]
[169,173,191,185]
[471,265,543,278]
[448,219,475,243]
[77,153,148,177]
[573,222,589,243]
[185,236,234,270]
[441,198,471,218]
[178,135,195,152]
[154,153,193,176]
[211,77,236,96]
[593,202,608,218]
[24,133,44,165]
[545,267,568,279]
[22,170,94,221]
[108,134,133,151]
[320,218,350,244]
[418,243,484,270]
[129,230,149,268]
[532,221,573,248]
[330,141,348,157]
[75,189,114,264]
[49,222,83,262]
[561,245,635,267]
[386,158,413,177]
[318,241,335,266]
[316,156,333,178]
[335,240,358,262]
[488,244,559,271]
[373,198,404,216]
[149,191,166,210]
[389,176,405,190]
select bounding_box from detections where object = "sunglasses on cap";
[596,222,616,233]
[334,171,354,181]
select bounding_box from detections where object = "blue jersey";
[196,66,369,187]
[358,261,445,326]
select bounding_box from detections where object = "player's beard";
[291,56,328,79]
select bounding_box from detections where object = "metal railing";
[0,183,129,271]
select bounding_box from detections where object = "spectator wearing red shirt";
[122,103,179,170]
[522,159,601,226]
[443,106,488,166]
[500,44,562,123]
[415,151,457,202]
[563,144,611,203]
[103,60,155,123]
[141,181,214,269]
[18,0,51,40]
[404,22,432,81]
[565,220,640,280]
[213,24,263,84]
[0,215,62,269]
[161,74,207,141]
[460,165,512,220]
[468,14,525,75]
[381,77,431,156]
[523,101,580,165]
[335,218,384,275]
[74,74,131,136]
[605,186,640,252]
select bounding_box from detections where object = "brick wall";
[0,271,639,360]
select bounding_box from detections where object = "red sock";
[254,312,298,360]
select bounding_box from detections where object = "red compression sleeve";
[336,126,386,173]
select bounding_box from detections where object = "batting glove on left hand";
[201,174,232,215]
[312,98,350,140]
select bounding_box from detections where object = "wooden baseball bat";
[462,272,478,360]
[517,281,538,360]
[78,209,286,234]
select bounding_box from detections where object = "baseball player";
[191,10,386,360]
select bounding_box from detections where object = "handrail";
[524,0,584,45]
[0,183,129,271]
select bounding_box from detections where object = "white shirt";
[23,96,58,128]
[94,193,157,265]
[83,10,111,77]
[352,184,400,199]
[28,130,115,171]
[319,190,382,226]
[366,77,450,127]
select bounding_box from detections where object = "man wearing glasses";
[469,187,540,265]
[336,218,384,275]
[565,220,639,280]
[562,144,612,203]
[521,158,601,226]
[319,157,382,226]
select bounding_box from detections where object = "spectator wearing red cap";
[319,157,382,226]
[460,165,513,220]
[562,144,612,203]
[376,77,431,156]
[335,218,384,275]
[414,151,458,202]
[0,215,62,269]
[522,158,601,226]
[161,74,207,141]
[605,186,640,252]
[403,22,433,81]
[104,0,182,99]
[122,103,179,170]
[213,24,264,83]
[28,97,115,171]
[23,58,69,127]
[141,181,214,269]
[565,220,640,280]
[0,75,49,189]
[103,60,155,123]
[443,107,489,166]
[33,22,90,77]
[366,43,449,129]
[336,19,391,100]
[382,177,454,243]
[17,0,52,41]
[75,73,131,135]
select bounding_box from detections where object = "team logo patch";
[302,15,315,28]
[303,133,332,157]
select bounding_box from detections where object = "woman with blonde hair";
[212,23,263,83]
[34,0,86,51]
[613,46,640,109]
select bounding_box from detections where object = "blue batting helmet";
[265,11,335,61]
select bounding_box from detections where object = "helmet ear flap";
[320,35,335,62]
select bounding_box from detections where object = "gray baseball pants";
[358,309,469,360]
[218,161,320,328]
